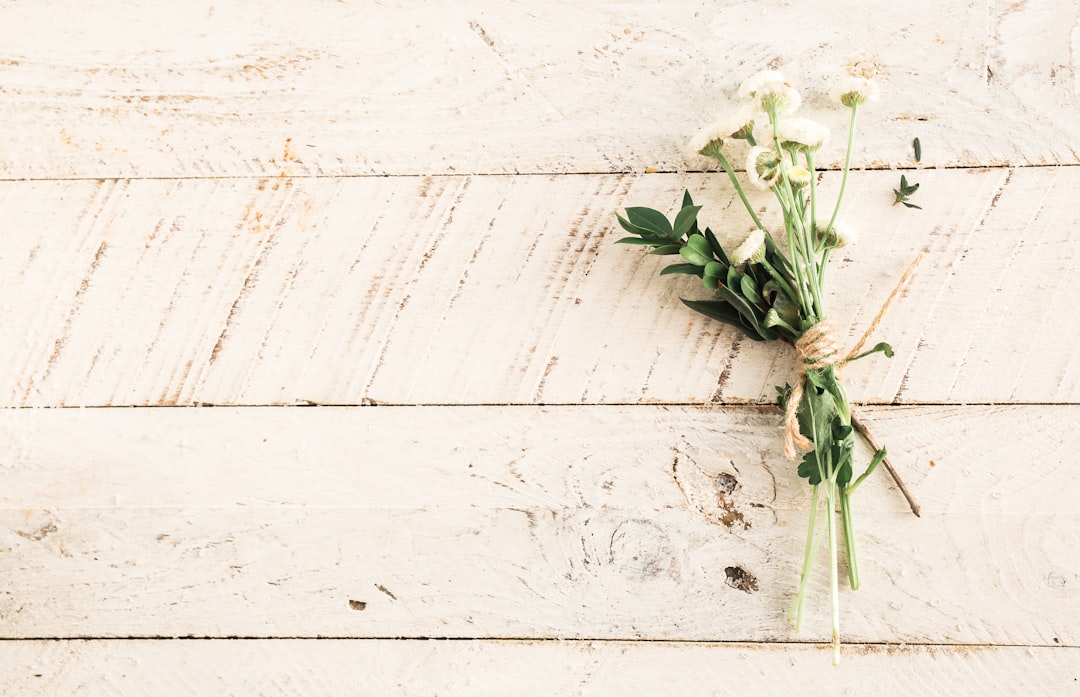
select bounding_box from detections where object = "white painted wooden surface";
[3,167,1078,407]
[2,0,1078,693]
[1,641,1076,696]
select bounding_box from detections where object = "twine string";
[782,249,927,462]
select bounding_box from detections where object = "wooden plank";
[1,405,1076,645]
[1,168,1077,406]
[0,1,1076,178]
[0,640,1075,696]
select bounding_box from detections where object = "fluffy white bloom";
[786,164,811,188]
[738,70,786,99]
[777,117,830,151]
[816,220,858,248]
[832,76,880,108]
[729,228,766,266]
[738,70,801,115]
[832,222,858,247]
[685,104,758,158]
[746,146,781,190]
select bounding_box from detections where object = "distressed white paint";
[2,0,1076,691]
[0,406,1076,646]
[2,168,1078,407]
[0,640,1076,696]
[0,1,1078,178]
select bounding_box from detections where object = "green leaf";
[796,383,839,447]
[615,237,660,246]
[680,298,761,338]
[913,137,922,162]
[681,189,695,209]
[775,383,792,410]
[616,212,648,237]
[740,274,761,304]
[714,284,776,340]
[679,246,712,266]
[625,207,673,238]
[902,201,923,210]
[798,451,822,485]
[726,265,741,291]
[848,447,887,494]
[672,205,703,241]
[648,244,683,255]
[805,368,829,390]
[660,263,703,277]
[847,341,894,362]
[704,228,731,265]
[703,274,719,290]
[680,234,713,266]
[686,234,712,257]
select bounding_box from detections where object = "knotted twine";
[782,250,926,461]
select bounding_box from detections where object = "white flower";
[777,117,830,151]
[816,220,858,248]
[685,104,758,158]
[786,164,811,188]
[832,76,880,108]
[738,70,786,99]
[746,146,781,190]
[730,228,766,266]
[739,70,801,116]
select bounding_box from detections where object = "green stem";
[807,150,818,237]
[826,105,859,234]
[710,148,775,246]
[825,478,842,665]
[794,484,820,632]
[770,112,823,321]
[760,256,799,304]
[840,488,859,590]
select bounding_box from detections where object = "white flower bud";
[787,164,812,189]
[738,70,801,116]
[832,76,880,108]
[730,228,766,266]
[816,221,858,248]
[746,146,781,190]
[777,117,830,151]
[685,104,758,159]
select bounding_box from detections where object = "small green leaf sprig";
[616,71,904,665]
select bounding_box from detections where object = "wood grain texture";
[1,406,1076,645]
[1,1,1078,178]
[2,168,1077,406]
[0,640,1076,696]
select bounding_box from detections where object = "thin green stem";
[711,148,767,230]
[794,484,820,632]
[826,105,859,234]
[770,112,823,322]
[807,150,818,237]
[825,478,842,665]
[760,256,799,304]
[840,488,859,590]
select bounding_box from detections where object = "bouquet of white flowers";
[616,70,918,664]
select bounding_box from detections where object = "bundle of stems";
[616,71,917,664]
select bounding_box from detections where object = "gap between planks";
[0,162,1036,184]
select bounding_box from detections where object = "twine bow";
[782,250,927,462]
[782,318,856,460]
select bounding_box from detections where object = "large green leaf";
[660,263,704,277]
[704,228,731,265]
[625,207,673,238]
[672,205,703,241]
[680,299,752,335]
